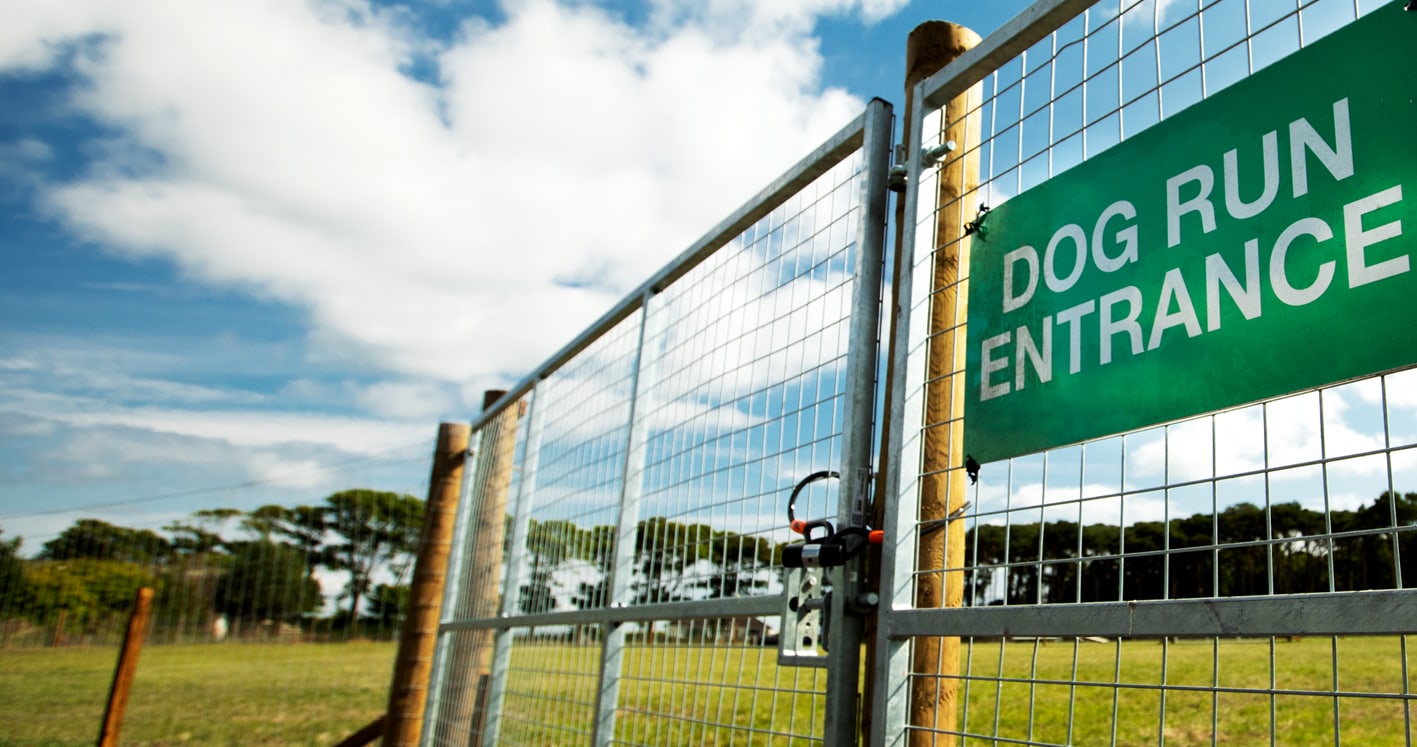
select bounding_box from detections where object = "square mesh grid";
[495,630,604,744]
[491,321,644,745]
[511,316,642,618]
[428,109,884,746]
[613,621,827,746]
[894,1,1417,744]
[633,150,865,606]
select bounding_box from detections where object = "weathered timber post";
[432,390,519,746]
[909,21,982,747]
[864,23,971,740]
[97,586,154,747]
[383,421,472,746]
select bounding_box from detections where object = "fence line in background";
[0,438,436,744]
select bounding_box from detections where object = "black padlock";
[782,541,854,569]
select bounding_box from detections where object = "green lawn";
[953,637,1414,745]
[0,637,1411,745]
[0,641,394,746]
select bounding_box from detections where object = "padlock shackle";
[787,470,841,532]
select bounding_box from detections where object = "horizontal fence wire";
[0,440,436,744]
[891,0,1415,745]
[425,104,889,746]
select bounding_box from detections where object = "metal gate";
[421,100,894,746]
[875,1,1417,744]
[425,2,1417,744]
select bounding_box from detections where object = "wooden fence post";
[383,421,472,746]
[907,21,982,747]
[432,390,519,745]
[97,586,154,747]
[865,22,972,741]
[51,608,66,648]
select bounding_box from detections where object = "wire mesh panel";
[615,620,828,744]
[604,148,873,742]
[426,99,893,746]
[493,628,605,743]
[881,1,1417,745]
[632,147,871,609]
[493,317,643,746]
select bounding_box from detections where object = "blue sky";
[0,0,1035,547]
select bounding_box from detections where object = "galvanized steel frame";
[876,1,1417,745]
[424,98,895,746]
[464,99,896,439]
[481,386,546,746]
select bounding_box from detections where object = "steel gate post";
[822,97,895,746]
[480,384,548,747]
[590,296,655,747]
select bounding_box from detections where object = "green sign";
[965,3,1417,463]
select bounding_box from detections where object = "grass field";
[0,641,394,746]
[952,636,1414,745]
[1,637,1412,745]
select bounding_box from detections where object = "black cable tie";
[964,204,991,238]
[918,501,972,534]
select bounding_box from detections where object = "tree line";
[515,491,1417,616]
[0,489,423,643]
[0,493,782,644]
[5,488,1410,644]
[966,490,1417,605]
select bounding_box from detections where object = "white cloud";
[1377,369,1417,410]
[0,138,53,174]
[17,414,420,489]
[0,0,112,70]
[1319,381,1387,463]
[0,414,431,549]
[1,0,908,525]
[32,401,428,455]
[0,331,437,524]
[646,0,907,38]
[354,379,462,420]
[11,0,880,391]
[0,335,433,477]
[243,451,342,491]
[0,413,56,437]
[1214,405,1266,476]
[0,333,266,406]
[1120,381,1394,485]
[1127,419,1214,484]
